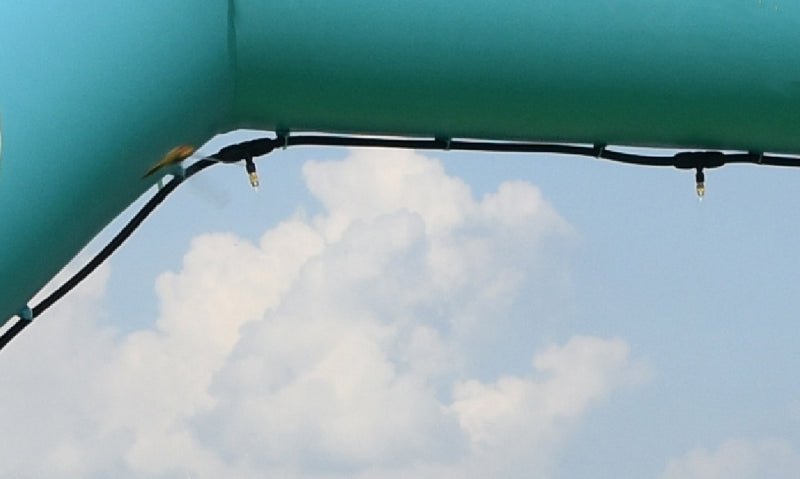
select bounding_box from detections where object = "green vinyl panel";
[2,1,800,323]
[233,1,800,153]
[0,0,234,321]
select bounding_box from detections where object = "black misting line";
[0,158,215,352]
[2,133,798,352]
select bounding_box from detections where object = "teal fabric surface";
[0,1,233,321]
[1,1,799,321]
[234,1,800,151]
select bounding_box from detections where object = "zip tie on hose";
[3,132,800,353]
[594,143,606,159]
[435,137,452,151]
[18,306,33,321]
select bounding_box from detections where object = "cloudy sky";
[1,131,800,478]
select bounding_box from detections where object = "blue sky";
[1,131,800,478]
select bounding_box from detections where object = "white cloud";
[0,148,642,478]
[304,148,475,239]
[451,336,634,448]
[660,438,800,479]
[0,262,126,477]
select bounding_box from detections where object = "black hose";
[2,133,799,352]
[0,158,216,352]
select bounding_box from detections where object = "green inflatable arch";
[1,1,799,322]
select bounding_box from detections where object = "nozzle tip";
[249,172,260,189]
